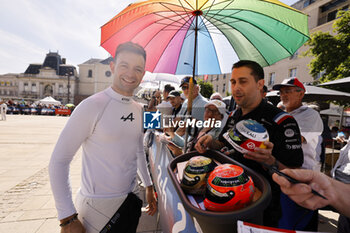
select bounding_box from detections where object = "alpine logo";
[121,113,135,121]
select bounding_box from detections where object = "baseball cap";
[167,90,181,98]
[272,77,305,91]
[205,100,226,116]
[180,76,197,87]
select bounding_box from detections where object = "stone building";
[200,0,350,96]
[75,57,113,103]
[0,52,77,104]
[264,0,350,89]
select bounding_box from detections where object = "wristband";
[59,214,78,227]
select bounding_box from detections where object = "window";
[222,83,226,93]
[216,85,218,92]
[223,74,226,79]
[303,0,315,8]
[31,83,37,92]
[289,68,297,77]
[24,83,29,91]
[269,72,276,85]
[327,10,337,22]
[88,70,93,78]
[58,85,63,94]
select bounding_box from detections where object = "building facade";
[75,57,113,103]
[200,0,349,96]
[264,0,349,88]
[0,52,77,104]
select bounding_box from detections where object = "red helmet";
[181,156,215,195]
[204,164,255,212]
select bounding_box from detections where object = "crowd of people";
[0,99,73,117]
[143,62,349,232]
[45,41,349,233]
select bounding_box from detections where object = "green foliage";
[305,11,350,82]
[198,79,213,99]
[226,91,231,97]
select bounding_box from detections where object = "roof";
[100,57,113,64]
[81,58,103,65]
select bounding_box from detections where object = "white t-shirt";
[290,105,323,171]
[49,87,152,219]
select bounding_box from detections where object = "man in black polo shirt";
[195,60,303,227]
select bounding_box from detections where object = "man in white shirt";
[0,100,7,121]
[49,42,157,233]
[273,78,323,171]
[273,77,323,231]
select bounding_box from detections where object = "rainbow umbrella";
[100,0,309,77]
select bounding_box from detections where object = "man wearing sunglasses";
[177,76,208,122]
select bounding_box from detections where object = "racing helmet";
[180,156,215,194]
[223,119,269,154]
[204,164,255,212]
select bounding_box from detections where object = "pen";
[263,163,328,200]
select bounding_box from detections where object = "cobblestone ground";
[0,167,49,220]
[0,115,338,232]
[0,115,161,233]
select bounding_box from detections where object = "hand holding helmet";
[223,119,276,166]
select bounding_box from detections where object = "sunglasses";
[181,85,189,90]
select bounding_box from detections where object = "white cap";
[205,100,226,116]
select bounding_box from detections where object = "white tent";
[37,96,61,105]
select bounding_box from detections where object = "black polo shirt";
[172,104,182,118]
[218,99,303,227]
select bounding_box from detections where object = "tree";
[198,79,213,99]
[305,11,350,83]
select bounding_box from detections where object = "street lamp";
[66,71,73,104]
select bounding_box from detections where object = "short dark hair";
[114,42,146,62]
[232,60,264,82]
[164,84,175,93]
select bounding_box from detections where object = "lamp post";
[66,71,73,104]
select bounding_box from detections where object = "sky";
[0,0,299,75]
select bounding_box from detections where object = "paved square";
[0,115,338,232]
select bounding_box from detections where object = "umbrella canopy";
[140,71,184,89]
[65,103,75,108]
[142,71,184,84]
[320,108,350,117]
[37,96,61,106]
[101,0,309,75]
[317,77,350,92]
[266,85,350,102]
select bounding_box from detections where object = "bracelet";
[59,214,78,227]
